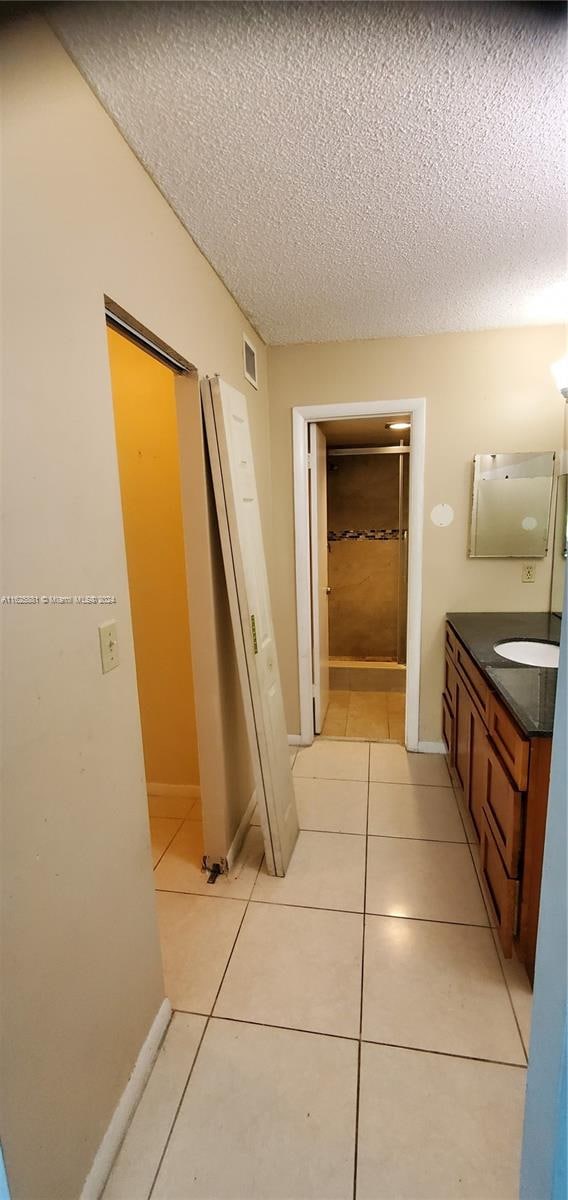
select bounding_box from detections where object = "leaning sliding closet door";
[201,376,299,876]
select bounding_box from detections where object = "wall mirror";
[469,451,555,558]
[550,471,567,616]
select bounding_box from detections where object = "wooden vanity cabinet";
[443,621,552,982]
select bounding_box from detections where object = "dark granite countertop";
[446,612,561,737]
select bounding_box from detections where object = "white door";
[201,376,299,876]
[310,424,330,733]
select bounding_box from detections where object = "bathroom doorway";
[318,416,410,741]
[293,398,425,750]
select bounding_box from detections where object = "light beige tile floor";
[294,737,369,780]
[109,742,530,1199]
[365,836,489,924]
[152,1020,359,1200]
[357,1042,526,1199]
[102,1012,206,1200]
[215,902,363,1037]
[321,689,405,741]
[370,741,452,786]
[368,780,465,841]
[252,829,366,912]
[149,816,184,867]
[293,776,368,834]
[362,914,525,1063]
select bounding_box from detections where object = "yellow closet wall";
[108,327,199,787]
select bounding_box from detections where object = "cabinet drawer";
[445,623,458,662]
[488,694,529,791]
[485,740,523,876]
[455,643,489,719]
[480,811,518,958]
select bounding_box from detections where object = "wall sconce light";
[550,355,568,399]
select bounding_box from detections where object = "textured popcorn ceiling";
[51,1,567,345]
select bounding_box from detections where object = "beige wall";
[0,17,268,1200]
[268,326,566,740]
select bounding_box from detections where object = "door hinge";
[250,613,258,654]
[307,452,313,470]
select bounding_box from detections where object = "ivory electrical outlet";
[522,562,536,584]
[99,620,119,673]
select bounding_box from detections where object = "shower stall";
[327,443,409,695]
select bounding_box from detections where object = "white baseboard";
[225,790,257,871]
[287,734,303,746]
[146,782,200,799]
[417,740,447,755]
[80,998,172,1200]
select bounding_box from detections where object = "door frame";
[292,398,426,750]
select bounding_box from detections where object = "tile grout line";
[147,849,267,1198]
[450,779,529,1065]
[154,888,494,928]
[352,741,370,1200]
[151,817,186,873]
[170,1010,529,1071]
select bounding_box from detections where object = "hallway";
[105,741,531,1200]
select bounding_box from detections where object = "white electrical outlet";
[522,563,536,584]
[99,620,119,673]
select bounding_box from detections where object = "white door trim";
[292,398,426,751]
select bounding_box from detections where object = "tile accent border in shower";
[328,529,404,541]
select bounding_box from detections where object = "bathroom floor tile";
[356,1042,526,1199]
[368,781,465,842]
[215,903,363,1037]
[156,891,246,1013]
[491,932,533,1056]
[252,830,366,912]
[102,1012,206,1200]
[321,691,350,738]
[362,915,525,1063]
[154,820,263,900]
[345,691,389,740]
[149,816,184,867]
[147,793,197,820]
[294,738,369,781]
[370,744,451,786]
[366,837,488,924]
[294,776,368,834]
[386,691,405,742]
[152,1019,358,1200]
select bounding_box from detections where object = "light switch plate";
[522,562,536,583]
[99,620,119,673]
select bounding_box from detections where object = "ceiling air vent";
[243,335,258,389]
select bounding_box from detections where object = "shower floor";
[321,689,405,742]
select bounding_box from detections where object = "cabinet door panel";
[444,656,458,713]
[455,678,471,795]
[485,742,523,876]
[480,812,518,957]
[468,707,487,840]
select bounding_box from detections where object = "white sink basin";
[494,640,560,668]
